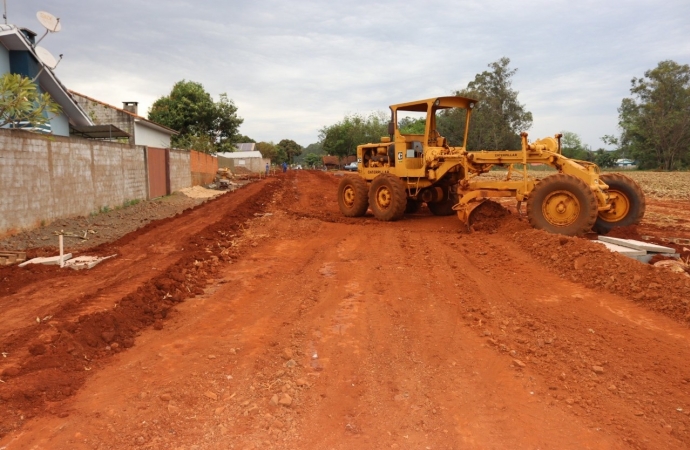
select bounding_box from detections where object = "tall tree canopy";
[616,60,690,170]
[319,112,388,160]
[560,131,591,161]
[256,141,278,161]
[438,57,533,150]
[0,73,61,131]
[148,80,243,154]
[276,139,303,164]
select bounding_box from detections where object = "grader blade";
[455,199,487,229]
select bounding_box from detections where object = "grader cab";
[337,96,645,236]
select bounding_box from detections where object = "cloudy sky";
[10,0,690,149]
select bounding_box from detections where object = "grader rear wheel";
[369,173,407,221]
[526,173,598,236]
[594,173,646,234]
[338,176,369,217]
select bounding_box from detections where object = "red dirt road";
[2,171,690,449]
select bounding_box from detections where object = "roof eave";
[134,118,179,136]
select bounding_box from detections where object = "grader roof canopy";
[391,96,478,112]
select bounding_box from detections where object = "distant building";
[70,92,178,147]
[615,158,637,168]
[0,25,92,136]
[322,155,355,169]
[216,150,269,173]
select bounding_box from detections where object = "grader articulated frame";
[337,96,645,236]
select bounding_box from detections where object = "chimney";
[20,28,37,45]
[122,101,138,115]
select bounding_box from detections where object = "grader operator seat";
[387,143,395,167]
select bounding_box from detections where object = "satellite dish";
[31,46,62,81]
[36,11,61,32]
[34,46,59,69]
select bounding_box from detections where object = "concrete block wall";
[229,156,268,173]
[190,150,218,186]
[217,155,235,170]
[72,93,134,136]
[0,129,147,237]
[168,149,192,193]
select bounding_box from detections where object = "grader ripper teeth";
[337,96,646,236]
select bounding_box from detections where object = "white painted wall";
[134,121,172,147]
[50,111,70,137]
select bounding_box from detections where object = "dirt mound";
[513,227,690,323]
[469,200,511,233]
[606,225,644,240]
[178,185,226,199]
[233,166,253,175]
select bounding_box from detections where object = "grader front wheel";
[369,173,407,221]
[338,176,369,217]
[594,173,646,234]
[526,174,598,236]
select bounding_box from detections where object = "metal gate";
[147,147,170,198]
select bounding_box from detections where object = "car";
[344,161,359,171]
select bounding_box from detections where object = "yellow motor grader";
[337,96,645,236]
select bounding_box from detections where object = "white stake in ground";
[59,234,64,268]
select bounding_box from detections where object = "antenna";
[3,0,7,25]
[35,11,61,45]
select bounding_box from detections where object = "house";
[70,92,178,148]
[0,25,93,135]
[323,155,355,169]
[216,149,269,173]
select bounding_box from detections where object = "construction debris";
[63,255,117,270]
[18,254,73,267]
[653,259,690,277]
[596,236,679,263]
[17,253,116,270]
[0,251,27,266]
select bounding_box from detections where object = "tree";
[437,57,533,150]
[616,60,690,170]
[0,73,61,131]
[276,139,302,164]
[304,153,322,168]
[560,131,592,161]
[148,80,243,154]
[256,141,278,161]
[234,134,255,144]
[398,117,425,134]
[319,112,388,161]
[294,142,324,164]
[593,149,616,168]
